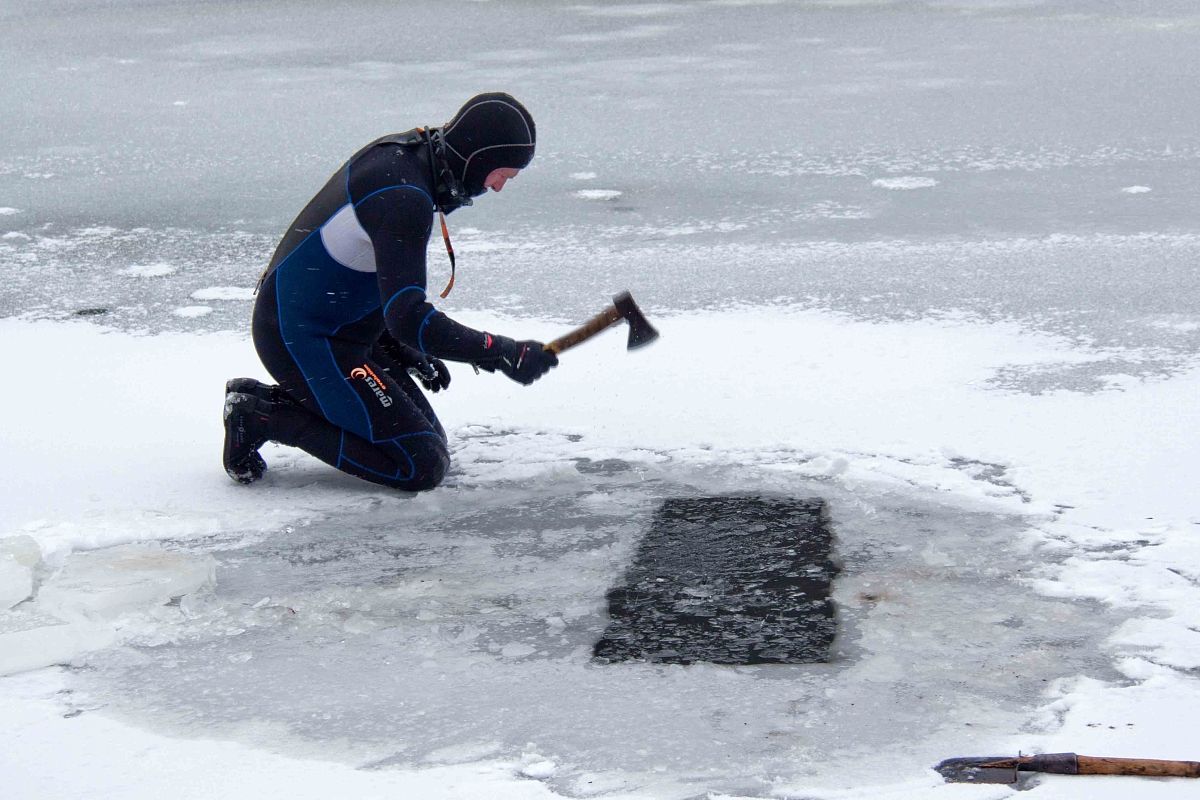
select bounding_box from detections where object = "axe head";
[613,291,659,350]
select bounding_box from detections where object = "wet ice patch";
[871,176,939,190]
[190,286,255,301]
[61,453,1125,797]
[1122,185,1152,194]
[118,262,176,278]
[574,189,623,201]
[173,305,213,318]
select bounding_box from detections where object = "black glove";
[374,332,452,393]
[408,352,451,392]
[477,335,557,386]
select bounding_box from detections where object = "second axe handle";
[544,305,622,355]
[1077,756,1200,777]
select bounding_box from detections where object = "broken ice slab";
[0,535,42,610]
[37,543,216,622]
[0,605,116,676]
[0,543,216,676]
[594,496,838,665]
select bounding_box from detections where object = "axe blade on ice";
[544,291,659,356]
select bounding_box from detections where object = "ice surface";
[3,0,1200,797]
[56,459,1121,798]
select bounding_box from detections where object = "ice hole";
[594,496,838,665]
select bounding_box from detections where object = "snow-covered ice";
[3,0,1200,797]
[574,189,623,200]
[190,286,256,301]
[118,262,177,278]
[173,305,214,318]
[871,177,940,190]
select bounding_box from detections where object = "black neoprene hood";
[439,92,536,198]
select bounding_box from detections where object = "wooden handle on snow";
[1077,756,1200,778]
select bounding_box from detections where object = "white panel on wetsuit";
[320,204,377,273]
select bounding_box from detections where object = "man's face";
[483,167,521,193]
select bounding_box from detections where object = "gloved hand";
[478,335,558,386]
[374,332,451,393]
[407,352,451,393]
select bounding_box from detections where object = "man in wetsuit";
[222,92,556,491]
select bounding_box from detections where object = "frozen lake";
[3,2,1200,798]
[3,0,1200,389]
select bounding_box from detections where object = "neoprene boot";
[222,392,271,484]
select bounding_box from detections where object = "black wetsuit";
[252,131,505,491]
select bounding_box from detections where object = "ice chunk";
[37,544,215,622]
[0,535,41,610]
[0,605,115,676]
[519,759,557,779]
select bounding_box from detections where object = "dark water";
[595,496,838,665]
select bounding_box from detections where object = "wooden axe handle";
[544,305,622,355]
[1077,756,1200,778]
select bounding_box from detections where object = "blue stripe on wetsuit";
[273,183,437,445]
[273,234,381,441]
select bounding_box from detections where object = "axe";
[544,291,660,356]
[936,752,1200,784]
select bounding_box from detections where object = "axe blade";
[613,291,659,350]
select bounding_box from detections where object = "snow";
[174,305,214,317]
[872,177,940,190]
[574,189,623,200]
[3,0,1200,797]
[190,286,256,301]
[118,262,177,278]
